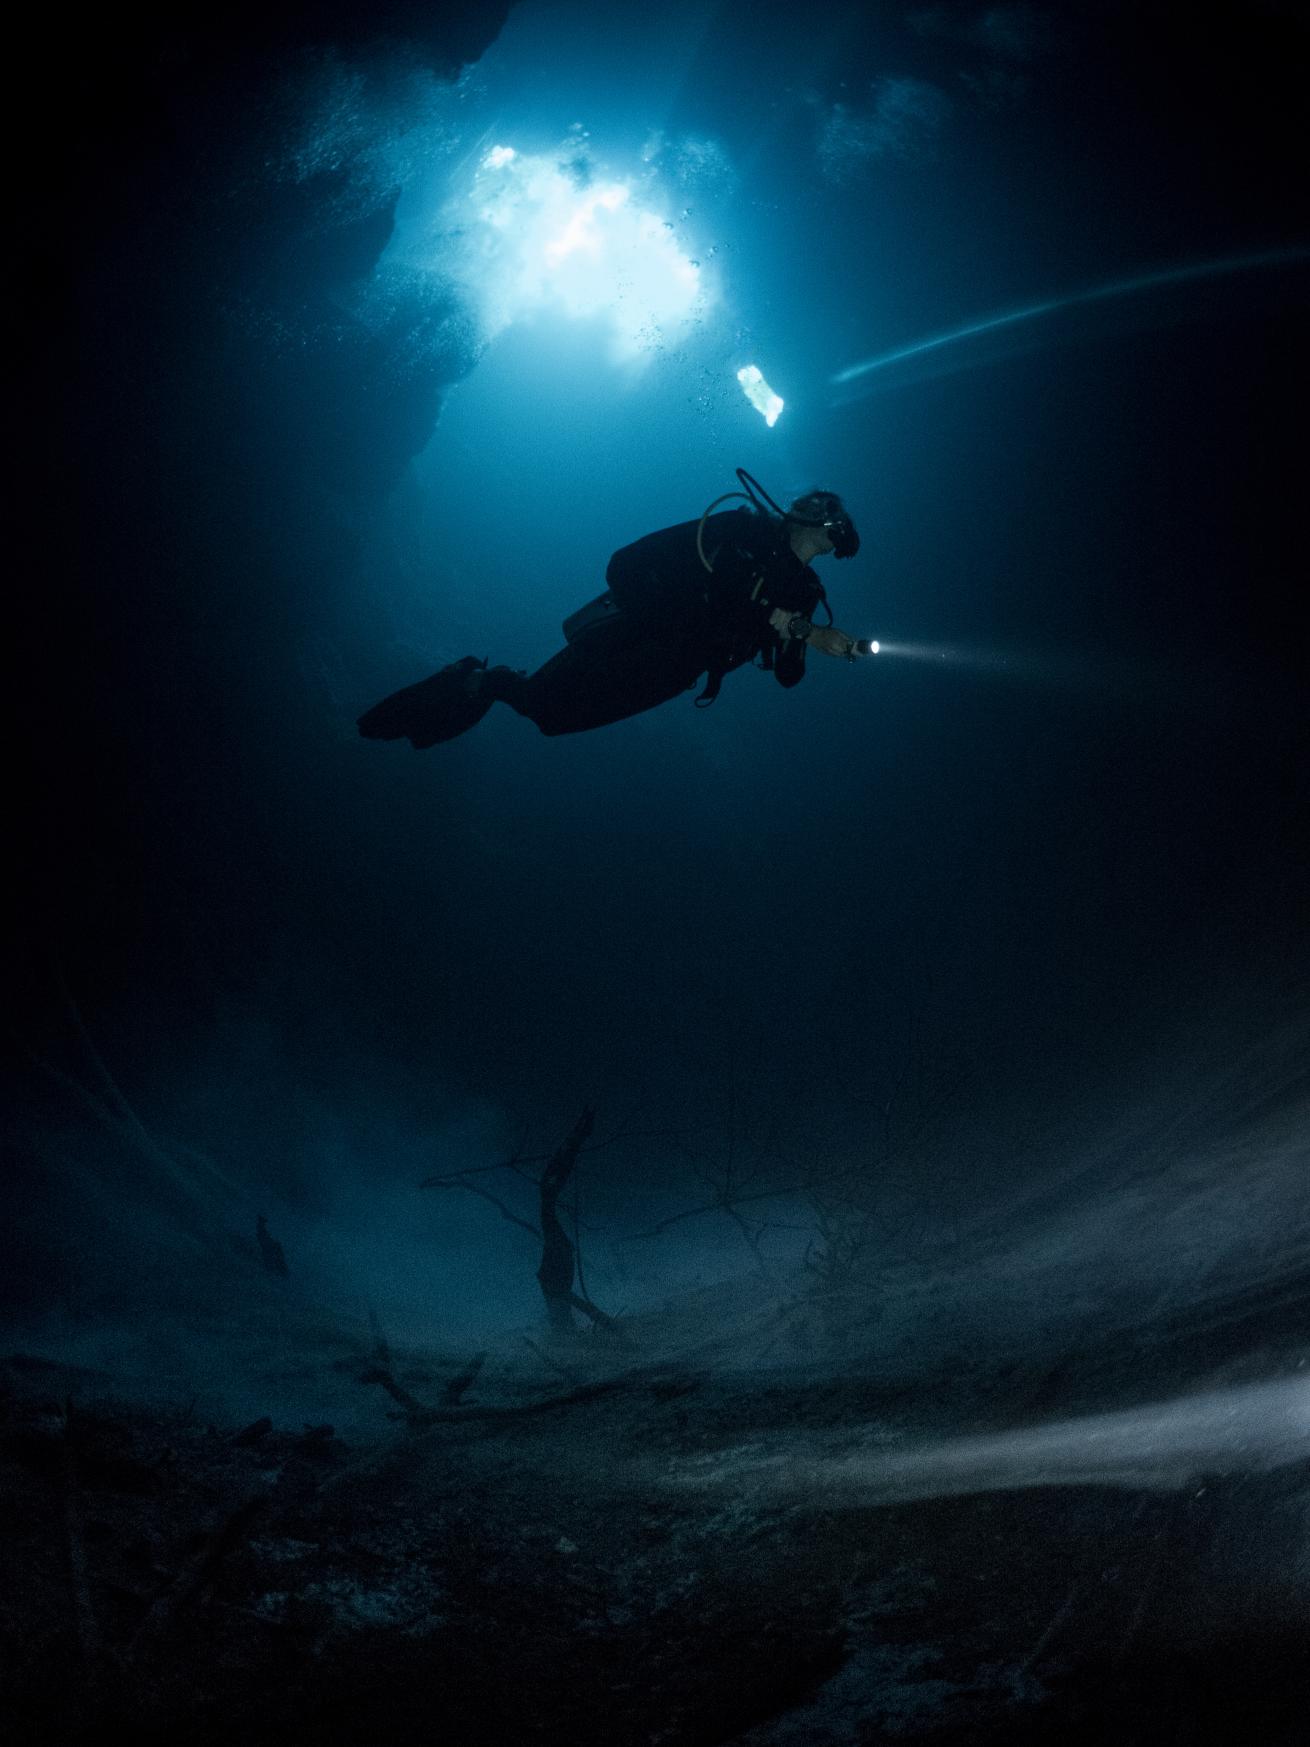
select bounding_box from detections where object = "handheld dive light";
[792,615,878,657]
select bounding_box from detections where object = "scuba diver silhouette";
[358,470,871,748]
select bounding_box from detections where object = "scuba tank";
[562,468,858,644]
[562,592,622,643]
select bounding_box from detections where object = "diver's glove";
[769,608,808,642]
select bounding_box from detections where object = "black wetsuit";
[490,508,827,736]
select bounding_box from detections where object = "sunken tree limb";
[537,1107,595,1334]
[421,1105,624,1337]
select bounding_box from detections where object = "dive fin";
[358,656,492,749]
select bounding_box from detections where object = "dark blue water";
[9,0,1308,1328]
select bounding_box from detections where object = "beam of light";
[736,364,784,426]
[876,640,1018,671]
[870,640,1145,694]
[831,246,1310,392]
[670,1373,1310,1507]
[440,143,711,363]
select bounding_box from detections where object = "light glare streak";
[832,247,1310,389]
[674,1373,1310,1506]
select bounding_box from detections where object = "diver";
[357,470,870,748]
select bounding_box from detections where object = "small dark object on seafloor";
[231,1417,273,1447]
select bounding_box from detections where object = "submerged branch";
[419,1177,539,1238]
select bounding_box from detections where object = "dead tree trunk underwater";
[537,1108,594,1335]
[421,1105,627,1340]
